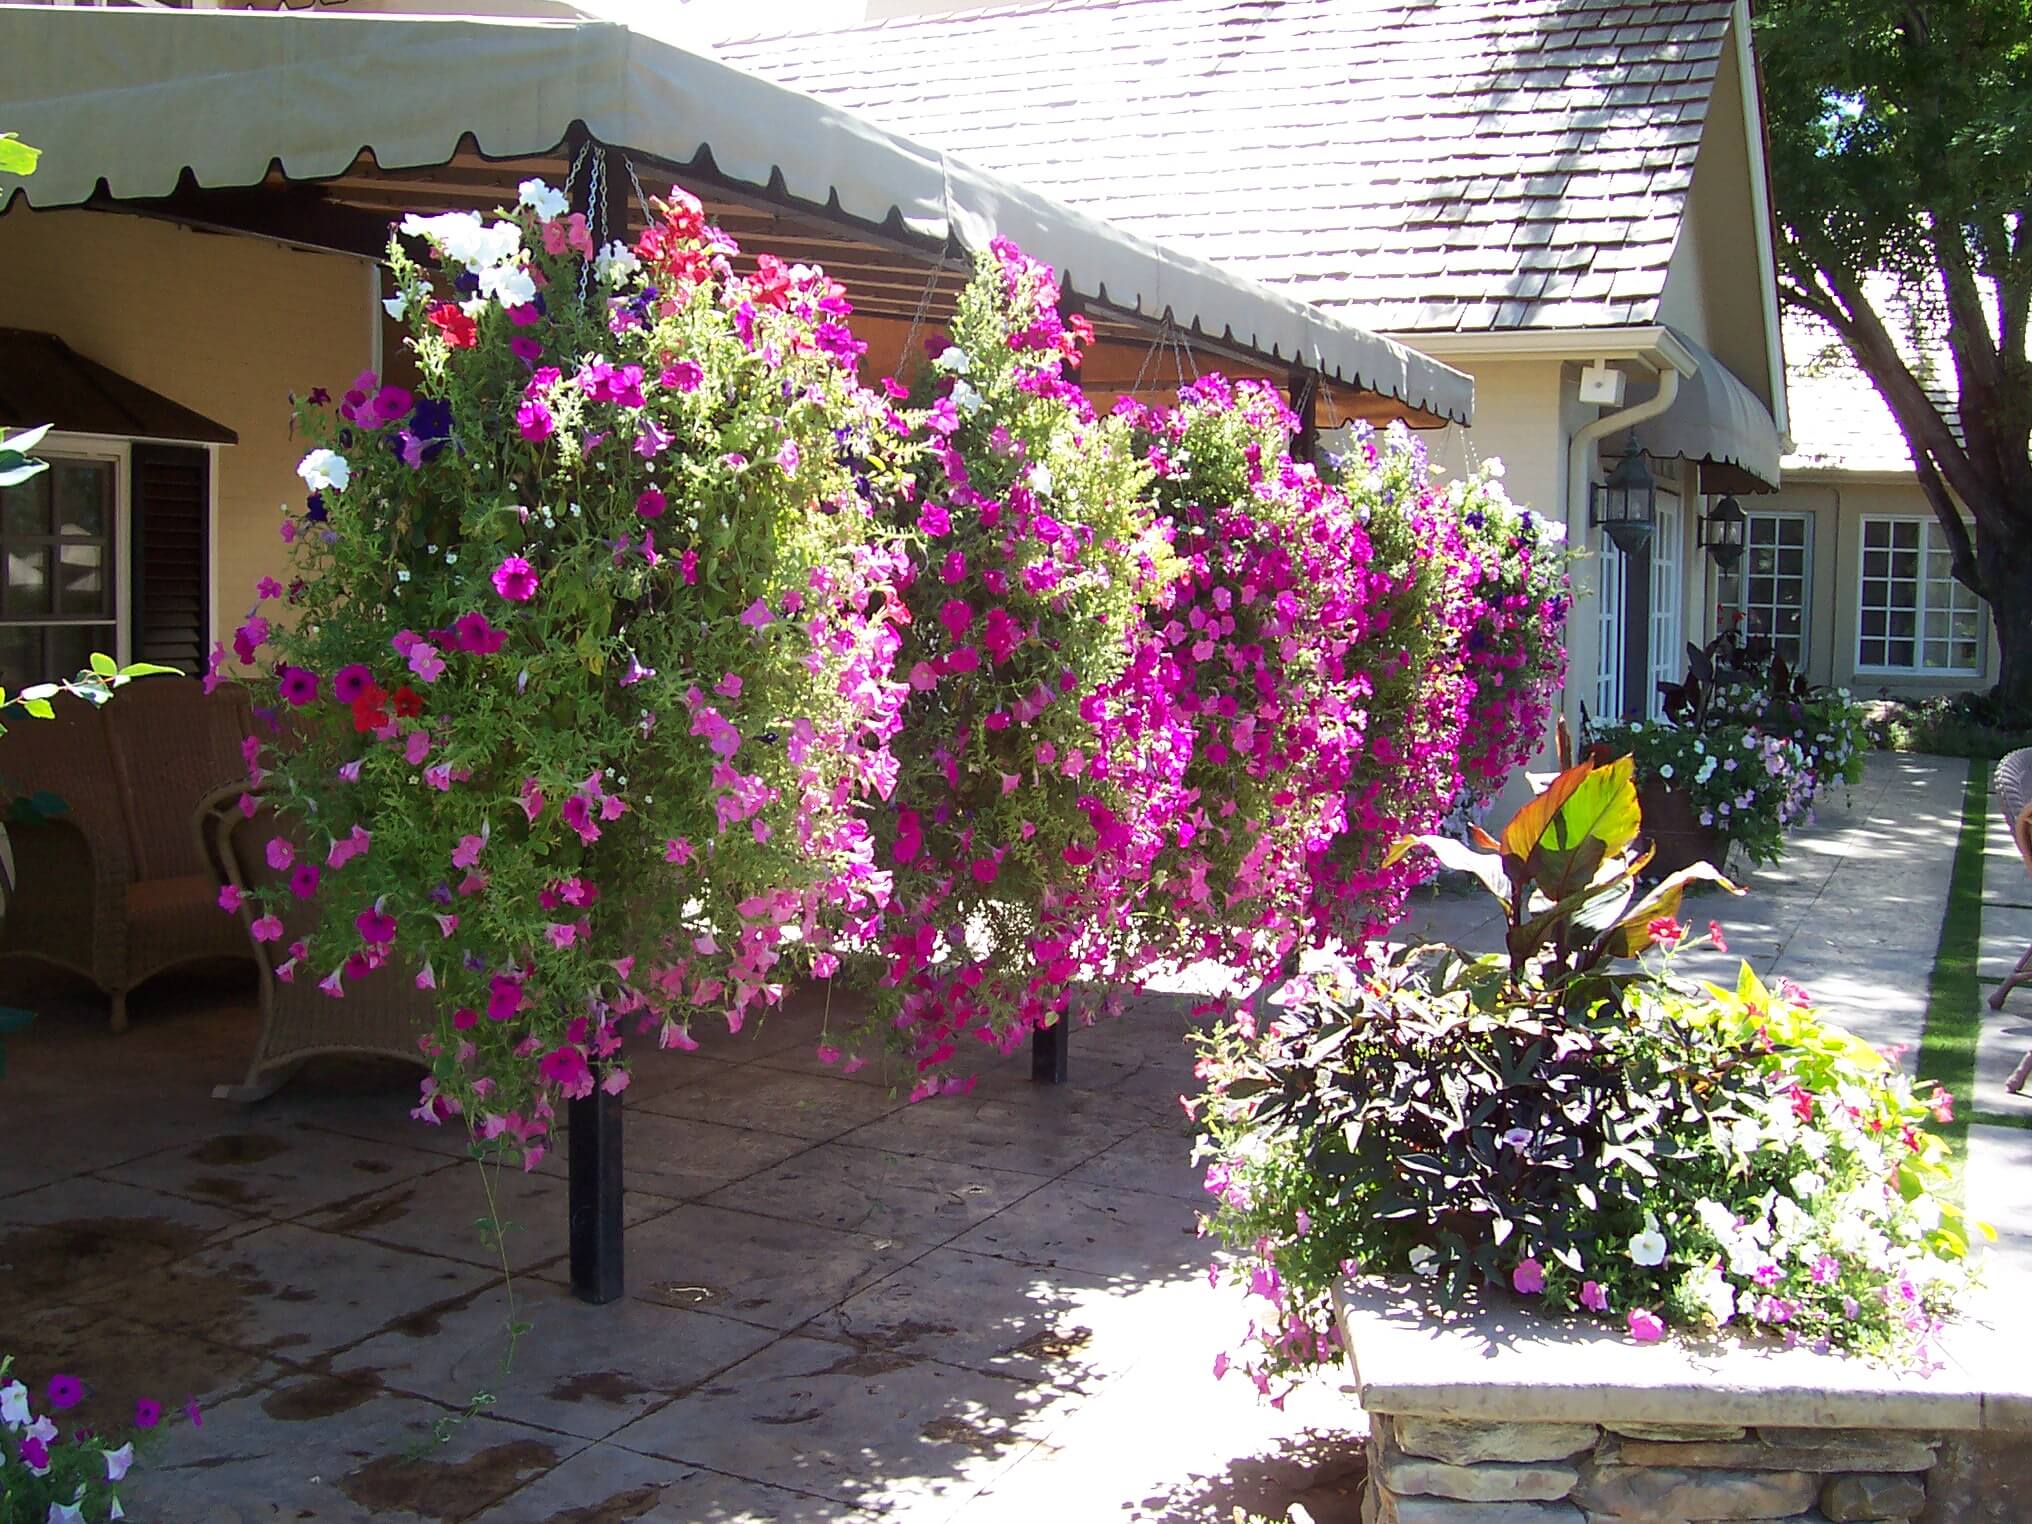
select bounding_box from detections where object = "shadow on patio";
[0,972,1366,1523]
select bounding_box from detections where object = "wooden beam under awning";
[80,135,1449,431]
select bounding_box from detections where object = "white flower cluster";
[399,207,536,309]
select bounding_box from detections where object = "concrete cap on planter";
[1335,1277,2031,1433]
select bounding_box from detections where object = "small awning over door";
[0,330,237,447]
[1622,328,1782,494]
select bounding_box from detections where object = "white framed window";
[1729,511,1811,665]
[0,440,129,690]
[1647,491,1682,720]
[1856,516,1983,674]
[1594,529,1626,720]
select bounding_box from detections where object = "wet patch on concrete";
[323,1186,416,1234]
[1006,1325,1092,1363]
[261,1369,384,1422]
[552,1485,670,1524]
[189,1134,289,1167]
[548,1369,655,1406]
[340,1438,560,1519]
[921,1414,1011,1452]
[0,1215,213,1304]
[185,1174,266,1208]
[803,1348,920,1378]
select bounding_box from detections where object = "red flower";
[427,302,479,350]
[350,683,389,733]
[391,685,425,719]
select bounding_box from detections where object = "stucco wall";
[0,208,374,656]
[1764,473,1998,699]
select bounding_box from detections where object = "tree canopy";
[1758,0,2032,698]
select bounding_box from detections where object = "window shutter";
[129,443,211,674]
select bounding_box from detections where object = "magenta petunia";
[938,599,974,640]
[661,358,704,393]
[278,666,320,707]
[288,863,321,900]
[636,487,666,519]
[355,906,398,944]
[333,663,374,705]
[453,611,507,655]
[1511,1257,1545,1296]
[46,1373,83,1411]
[1626,1308,1666,1343]
[492,556,539,603]
[515,399,554,443]
[134,1397,162,1430]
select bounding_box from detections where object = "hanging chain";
[893,242,952,384]
[622,153,652,237]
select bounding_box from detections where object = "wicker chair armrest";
[193,781,260,890]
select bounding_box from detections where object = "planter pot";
[1639,776,1726,879]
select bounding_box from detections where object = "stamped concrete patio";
[3,749,2026,1522]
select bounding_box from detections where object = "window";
[1648,492,1682,720]
[1730,512,1811,665]
[0,452,120,690]
[1857,517,1983,674]
[1594,530,1626,719]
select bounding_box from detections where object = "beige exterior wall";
[0,208,374,659]
[1755,472,1998,699]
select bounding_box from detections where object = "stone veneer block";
[1571,1462,1820,1519]
[1335,1279,2003,1431]
[1390,1412,1601,1465]
[1600,1420,1747,1441]
[1378,1492,1585,1523]
[1821,1469,1928,1519]
[1378,1434,1579,1502]
[1598,1434,1939,1472]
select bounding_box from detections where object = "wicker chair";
[0,676,253,1030]
[1988,748,2032,1092]
[200,784,434,1102]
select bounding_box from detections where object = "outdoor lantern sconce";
[1591,437,1656,556]
[1700,494,1747,571]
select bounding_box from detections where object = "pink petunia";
[516,399,554,442]
[1627,1308,1666,1343]
[1580,1280,1610,1312]
[250,914,285,944]
[660,359,704,393]
[454,611,508,655]
[1511,1257,1545,1296]
[355,906,398,945]
[265,837,295,870]
[738,598,773,628]
[451,833,487,869]
[218,884,243,914]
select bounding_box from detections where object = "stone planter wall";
[1362,1410,1935,1522]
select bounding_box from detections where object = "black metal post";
[564,122,627,1306]
[1031,1017,1070,1085]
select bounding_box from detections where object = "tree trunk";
[1981,533,2032,716]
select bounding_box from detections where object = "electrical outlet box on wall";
[1579,362,1628,407]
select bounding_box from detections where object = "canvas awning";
[0,5,1473,429]
[1624,328,1783,494]
[0,330,236,447]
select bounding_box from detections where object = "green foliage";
[1196,760,1979,1390]
[1872,691,2032,759]
[0,133,37,178]
[1758,0,2032,287]
[0,425,50,490]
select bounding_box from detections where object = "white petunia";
[382,289,410,321]
[399,211,520,268]
[1409,1244,1440,1277]
[478,259,537,309]
[0,1379,27,1428]
[1790,1169,1824,1199]
[518,177,568,221]
[1694,1266,1736,1325]
[1730,1117,1762,1158]
[950,379,985,415]
[297,448,350,493]
[1658,763,1674,780]
[1027,462,1054,496]
[1628,1217,1668,1267]
[933,345,972,375]
[103,1441,135,1482]
[593,240,641,285]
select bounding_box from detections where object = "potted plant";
[1193,751,1978,1396]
